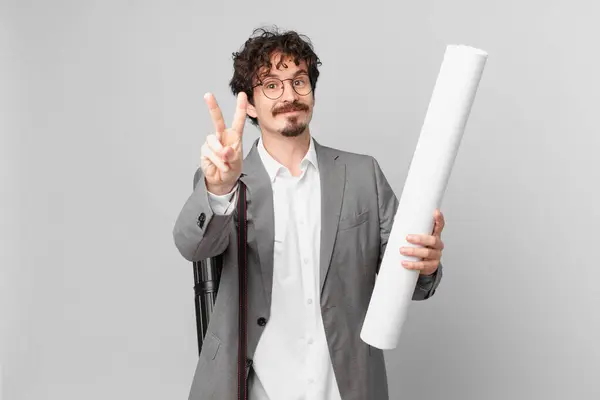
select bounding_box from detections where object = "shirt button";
[303,258,309,264]
[308,378,314,384]
[308,338,314,345]
[307,299,313,305]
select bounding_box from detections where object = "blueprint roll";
[360,45,488,350]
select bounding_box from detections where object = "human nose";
[279,80,299,102]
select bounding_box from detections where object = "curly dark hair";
[229,25,322,127]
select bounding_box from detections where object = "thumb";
[432,209,443,237]
[222,146,234,161]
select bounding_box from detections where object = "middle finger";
[400,246,440,260]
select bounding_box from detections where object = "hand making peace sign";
[200,92,248,195]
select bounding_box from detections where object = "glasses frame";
[252,73,313,100]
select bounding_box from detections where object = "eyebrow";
[262,69,309,80]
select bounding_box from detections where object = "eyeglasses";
[252,74,313,100]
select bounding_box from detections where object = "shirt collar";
[257,136,319,182]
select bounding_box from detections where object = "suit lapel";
[314,140,346,294]
[239,138,346,307]
[239,139,275,310]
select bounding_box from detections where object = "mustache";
[272,101,309,115]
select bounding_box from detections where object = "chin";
[279,122,308,137]
[278,113,309,135]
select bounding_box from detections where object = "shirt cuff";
[207,184,239,215]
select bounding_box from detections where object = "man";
[173,26,445,400]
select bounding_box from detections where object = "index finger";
[204,92,226,136]
[230,92,248,136]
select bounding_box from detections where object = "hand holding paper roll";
[360,44,488,350]
[400,208,446,276]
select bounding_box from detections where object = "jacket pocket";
[338,210,369,231]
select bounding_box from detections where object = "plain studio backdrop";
[1,0,599,399]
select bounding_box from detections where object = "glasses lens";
[292,75,312,96]
[262,78,283,99]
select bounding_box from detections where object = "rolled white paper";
[360,44,488,350]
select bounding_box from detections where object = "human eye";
[294,77,308,86]
[264,80,279,90]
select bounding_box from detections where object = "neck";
[261,128,311,177]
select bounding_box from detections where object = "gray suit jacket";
[172,138,443,400]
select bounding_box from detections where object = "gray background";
[2,0,599,399]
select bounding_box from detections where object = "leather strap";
[236,181,248,400]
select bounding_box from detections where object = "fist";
[201,92,248,195]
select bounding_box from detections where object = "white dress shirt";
[207,136,342,400]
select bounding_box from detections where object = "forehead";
[257,52,308,80]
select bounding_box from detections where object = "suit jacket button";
[246,358,253,368]
[257,317,267,326]
[197,213,206,228]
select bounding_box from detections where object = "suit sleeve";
[172,167,236,262]
[372,157,443,301]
